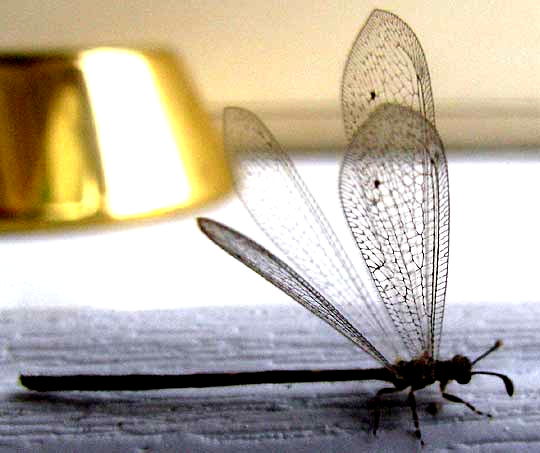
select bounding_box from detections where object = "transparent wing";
[339,104,449,360]
[341,9,434,144]
[224,106,402,362]
[198,217,391,368]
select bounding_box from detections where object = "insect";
[19,9,513,445]
[196,9,513,444]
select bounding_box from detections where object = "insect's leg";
[441,392,492,417]
[371,387,400,436]
[427,381,450,416]
[407,391,424,446]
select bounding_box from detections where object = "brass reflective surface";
[0,47,232,232]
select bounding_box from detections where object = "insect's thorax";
[392,353,473,391]
[392,355,437,390]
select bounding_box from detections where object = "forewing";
[339,104,449,359]
[341,9,434,144]
[224,106,401,362]
[198,218,391,368]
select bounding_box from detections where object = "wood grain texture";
[0,302,538,452]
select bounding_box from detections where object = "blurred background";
[0,1,538,311]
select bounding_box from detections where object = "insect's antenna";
[471,340,514,397]
[470,371,514,396]
[471,340,503,365]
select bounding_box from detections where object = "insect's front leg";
[426,380,450,416]
[370,387,400,436]
[441,391,492,417]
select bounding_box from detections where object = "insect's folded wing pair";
[220,105,399,366]
[201,10,449,366]
[340,104,449,361]
[340,9,447,359]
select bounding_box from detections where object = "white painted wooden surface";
[0,302,538,452]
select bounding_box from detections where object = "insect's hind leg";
[442,392,492,417]
[370,387,400,437]
[407,391,424,446]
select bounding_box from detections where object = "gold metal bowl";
[0,47,231,232]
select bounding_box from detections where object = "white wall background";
[1,154,539,311]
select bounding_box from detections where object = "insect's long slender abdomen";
[20,367,397,392]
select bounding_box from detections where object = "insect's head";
[448,354,473,384]
[434,354,472,385]
[469,340,514,396]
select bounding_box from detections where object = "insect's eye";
[370,91,377,100]
[374,179,381,189]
